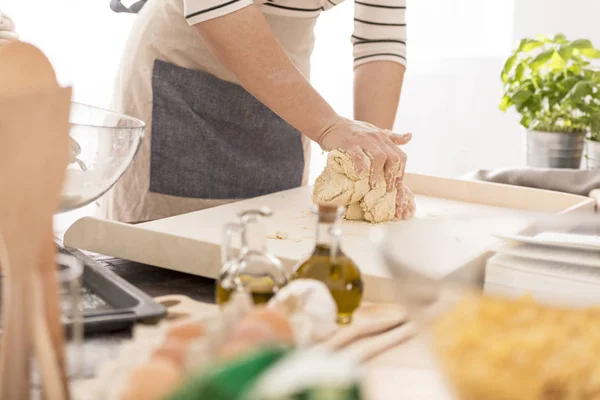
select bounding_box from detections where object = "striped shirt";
[184,0,407,68]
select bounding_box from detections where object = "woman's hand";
[318,117,411,191]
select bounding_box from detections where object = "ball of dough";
[313,149,406,223]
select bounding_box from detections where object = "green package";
[167,346,290,400]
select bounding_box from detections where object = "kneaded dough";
[313,150,398,223]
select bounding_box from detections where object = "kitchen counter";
[73,254,216,380]
[67,250,459,400]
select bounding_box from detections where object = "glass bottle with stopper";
[216,208,288,306]
[293,205,364,324]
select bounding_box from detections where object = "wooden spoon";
[0,41,71,400]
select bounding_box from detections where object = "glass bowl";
[373,211,600,400]
[59,102,145,213]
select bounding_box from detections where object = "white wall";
[310,0,521,180]
[512,0,600,45]
[2,0,134,107]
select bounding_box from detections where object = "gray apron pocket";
[150,60,304,199]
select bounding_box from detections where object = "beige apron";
[102,0,316,223]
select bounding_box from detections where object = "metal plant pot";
[586,138,600,170]
[525,130,585,169]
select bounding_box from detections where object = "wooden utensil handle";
[40,227,70,399]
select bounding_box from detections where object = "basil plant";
[499,34,600,140]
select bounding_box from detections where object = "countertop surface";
[74,254,216,381]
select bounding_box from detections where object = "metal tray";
[58,244,166,334]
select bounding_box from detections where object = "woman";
[105,0,412,223]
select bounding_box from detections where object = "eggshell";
[119,358,183,400]
[243,306,295,343]
[165,321,205,344]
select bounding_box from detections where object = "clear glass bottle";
[216,208,288,306]
[293,205,363,324]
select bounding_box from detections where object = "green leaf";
[572,39,594,49]
[558,45,573,61]
[502,55,517,82]
[537,34,550,43]
[519,39,544,52]
[568,63,582,75]
[593,71,600,83]
[512,90,533,106]
[520,115,531,128]
[570,81,593,100]
[499,95,512,111]
[549,51,566,70]
[581,48,600,58]
[515,63,526,81]
[530,49,554,70]
[563,76,580,92]
[554,33,568,44]
[527,97,542,114]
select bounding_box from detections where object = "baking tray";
[63,173,596,303]
[57,242,167,334]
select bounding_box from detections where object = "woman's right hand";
[317,117,412,191]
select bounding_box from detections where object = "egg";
[227,318,280,345]
[152,339,187,368]
[217,339,257,361]
[243,306,295,343]
[119,358,183,400]
[165,321,205,344]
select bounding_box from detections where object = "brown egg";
[244,306,295,343]
[152,339,187,368]
[165,321,205,344]
[119,358,183,400]
[227,318,280,345]
[217,339,257,361]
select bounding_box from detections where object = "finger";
[382,142,402,191]
[396,196,409,219]
[390,143,408,187]
[346,145,369,175]
[394,176,403,191]
[362,143,387,188]
[387,132,412,146]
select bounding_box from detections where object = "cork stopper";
[316,205,344,223]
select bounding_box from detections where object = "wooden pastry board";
[64,173,595,302]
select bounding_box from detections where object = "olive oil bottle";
[216,208,288,306]
[293,205,363,324]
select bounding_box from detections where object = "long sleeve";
[352,0,407,68]
[184,0,255,25]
